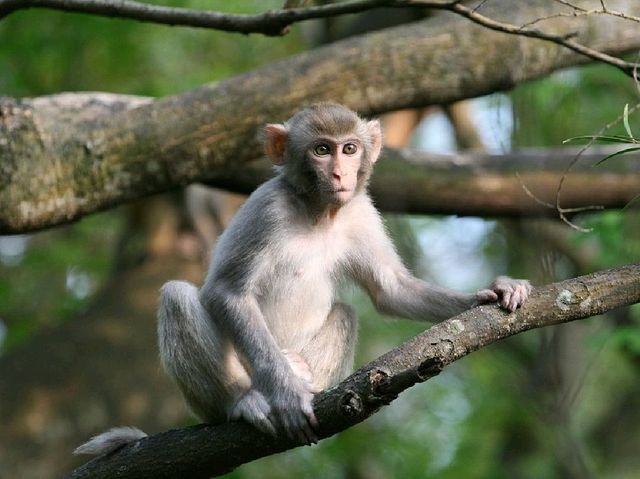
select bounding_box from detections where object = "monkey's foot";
[282,349,321,393]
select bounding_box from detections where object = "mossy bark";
[1,0,639,232]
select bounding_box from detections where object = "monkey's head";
[264,103,382,207]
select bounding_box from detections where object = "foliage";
[1,3,639,478]
[0,211,124,350]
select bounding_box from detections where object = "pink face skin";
[308,137,364,205]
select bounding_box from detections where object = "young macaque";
[75,103,530,453]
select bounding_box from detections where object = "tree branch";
[211,145,640,219]
[442,0,639,76]
[66,263,640,479]
[2,1,640,233]
[0,0,637,75]
[3,97,640,230]
[0,0,398,36]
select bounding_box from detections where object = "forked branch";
[67,263,640,479]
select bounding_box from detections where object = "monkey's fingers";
[508,288,522,312]
[229,391,278,437]
[301,418,319,445]
[280,410,315,445]
[297,410,319,445]
[309,383,322,394]
[500,289,513,311]
[511,283,531,311]
[253,412,279,437]
[475,289,499,304]
[301,398,320,433]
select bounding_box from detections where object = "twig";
[0,0,638,76]
[515,173,604,231]
[516,100,640,231]
[0,0,420,35]
[430,0,640,77]
[555,102,640,230]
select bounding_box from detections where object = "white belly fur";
[255,229,344,350]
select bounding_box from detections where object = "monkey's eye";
[343,143,358,155]
[314,143,331,156]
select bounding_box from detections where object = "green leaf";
[564,135,635,145]
[592,146,640,166]
[623,103,635,140]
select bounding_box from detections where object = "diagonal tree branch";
[0,0,637,75]
[442,0,639,76]
[66,263,640,479]
[4,93,640,231]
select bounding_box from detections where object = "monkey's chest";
[256,236,344,348]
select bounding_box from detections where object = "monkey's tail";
[73,426,147,455]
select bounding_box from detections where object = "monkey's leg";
[158,280,251,423]
[282,349,316,388]
[300,302,358,390]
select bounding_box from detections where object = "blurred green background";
[1,1,639,478]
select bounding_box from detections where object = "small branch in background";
[552,0,640,24]
[550,102,640,231]
[0,0,638,76]
[438,0,639,77]
[516,173,603,233]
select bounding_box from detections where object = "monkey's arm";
[348,203,528,322]
[355,258,479,323]
[199,284,318,442]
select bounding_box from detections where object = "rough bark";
[211,146,640,218]
[67,263,640,479]
[1,0,639,233]
[2,91,640,228]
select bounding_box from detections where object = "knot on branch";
[555,288,575,311]
[339,390,363,417]
[369,368,391,394]
[417,357,444,381]
[367,368,399,405]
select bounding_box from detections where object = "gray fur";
[75,104,530,453]
[73,427,147,455]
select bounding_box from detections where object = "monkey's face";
[265,103,383,208]
[307,137,365,205]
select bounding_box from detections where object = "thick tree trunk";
[1,0,639,233]
[67,263,640,479]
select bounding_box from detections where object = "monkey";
[74,103,530,454]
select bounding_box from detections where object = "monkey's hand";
[266,373,319,445]
[230,375,319,445]
[229,389,278,437]
[475,276,531,313]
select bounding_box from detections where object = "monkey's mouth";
[334,188,354,202]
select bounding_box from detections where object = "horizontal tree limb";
[1,0,639,233]
[0,0,396,35]
[208,146,640,219]
[66,262,640,479]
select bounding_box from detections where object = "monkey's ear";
[264,123,288,165]
[367,120,383,163]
